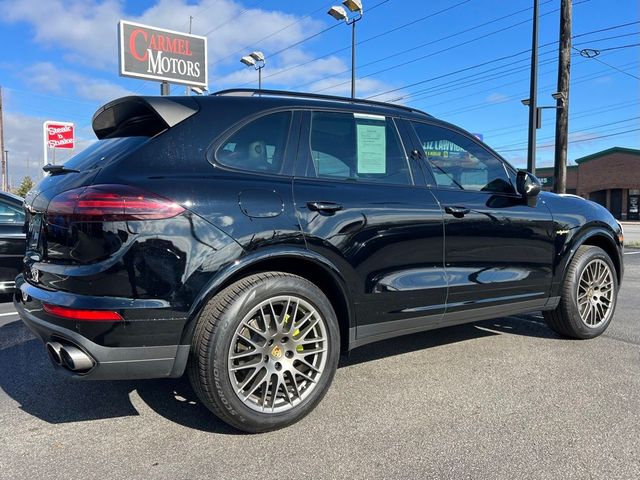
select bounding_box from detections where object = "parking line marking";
[624,251,640,255]
[0,311,18,317]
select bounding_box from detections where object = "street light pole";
[350,17,356,98]
[526,0,539,175]
[241,52,266,91]
[328,0,363,99]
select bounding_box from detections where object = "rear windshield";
[64,137,148,171]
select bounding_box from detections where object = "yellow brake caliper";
[283,313,304,353]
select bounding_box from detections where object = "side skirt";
[348,296,560,350]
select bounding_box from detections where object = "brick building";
[535,147,640,220]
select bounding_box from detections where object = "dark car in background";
[0,191,25,293]
[15,90,623,432]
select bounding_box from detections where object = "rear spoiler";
[92,96,199,139]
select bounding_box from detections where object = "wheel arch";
[181,247,354,353]
[553,225,622,296]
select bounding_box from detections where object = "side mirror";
[516,170,541,206]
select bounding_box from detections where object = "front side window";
[412,122,514,194]
[304,111,412,186]
[216,111,292,174]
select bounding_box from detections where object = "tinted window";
[304,111,412,185]
[64,137,149,172]
[412,122,514,193]
[0,199,24,224]
[216,111,292,174]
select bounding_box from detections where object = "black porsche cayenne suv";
[16,89,623,432]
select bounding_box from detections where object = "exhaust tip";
[59,344,95,373]
[46,342,63,366]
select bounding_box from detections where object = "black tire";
[543,245,618,339]
[188,272,340,433]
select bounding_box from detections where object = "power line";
[362,19,633,103]
[441,58,640,117]
[240,0,478,87]
[596,42,640,53]
[573,46,640,80]
[494,116,640,150]
[399,31,640,105]
[571,20,640,39]
[573,31,640,47]
[433,55,637,118]
[202,0,262,37]
[393,48,560,103]
[415,56,560,111]
[501,127,640,151]
[211,1,335,67]
[317,1,580,95]
[483,98,640,138]
[267,0,391,60]
[289,0,554,91]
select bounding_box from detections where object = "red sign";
[45,122,74,149]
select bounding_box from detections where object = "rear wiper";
[43,164,79,175]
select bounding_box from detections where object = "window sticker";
[356,120,386,174]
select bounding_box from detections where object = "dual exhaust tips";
[46,341,95,373]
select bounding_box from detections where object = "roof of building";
[535,165,578,174]
[574,147,640,165]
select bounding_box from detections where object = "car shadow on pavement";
[0,320,238,434]
[0,313,559,433]
[340,313,560,367]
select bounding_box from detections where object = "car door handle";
[444,206,470,218]
[307,201,343,213]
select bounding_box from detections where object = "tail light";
[47,184,185,222]
[43,303,123,321]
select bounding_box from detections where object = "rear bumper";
[14,288,190,381]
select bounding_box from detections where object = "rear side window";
[216,111,292,174]
[63,137,148,172]
[303,111,412,185]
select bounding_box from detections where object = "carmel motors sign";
[118,20,207,87]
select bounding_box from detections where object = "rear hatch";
[23,96,198,278]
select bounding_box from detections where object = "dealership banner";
[44,121,74,149]
[118,20,208,87]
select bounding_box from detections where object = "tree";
[14,176,34,198]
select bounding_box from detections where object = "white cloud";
[0,0,404,188]
[22,63,132,103]
[1,0,400,95]
[0,0,322,73]
[1,0,122,68]
[486,92,509,104]
[3,111,96,186]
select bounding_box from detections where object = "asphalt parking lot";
[1,253,639,479]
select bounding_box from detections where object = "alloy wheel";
[576,258,614,328]
[227,295,328,413]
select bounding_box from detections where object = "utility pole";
[2,150,7,192]
[186,15,193,96]
[554,0,571,194]
[4,150,8,191]
[526,0,539,175]
[0,86,5,191]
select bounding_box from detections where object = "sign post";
[118,20,208,93]
[43,121,74,168]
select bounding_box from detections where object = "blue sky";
[0,0,638,185]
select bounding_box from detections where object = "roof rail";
[212,88,431,117]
